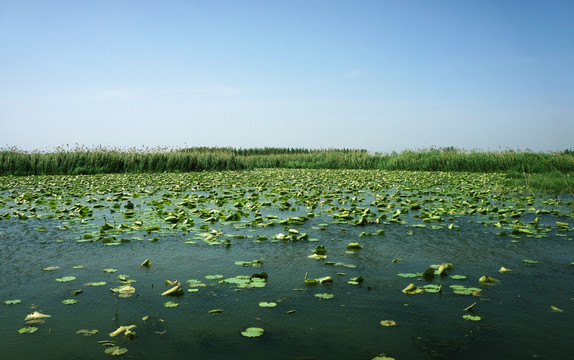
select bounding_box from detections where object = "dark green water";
[1,170,573,359]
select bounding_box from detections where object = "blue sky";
[1,1,572,153]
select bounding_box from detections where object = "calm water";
[1,172,573,360]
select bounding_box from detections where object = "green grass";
[1,146,573,194]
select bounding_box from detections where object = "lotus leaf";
[462,314,481,321]
[84,281,106,286]
[104,346,128,355]
[109,325,136,337]
[164,301,179,308]
[314,293,334,299]
[18,326,38,334]
[4,299,21,305]
[77,329,98,336]
[259,301,277,307]
[102,268,118,273]
[241,327,264,337]
[25,311,51,320]
[208,309,223,314]
[380,320,397,327]
[42,266,60,271]
[551,306,564,312]
[140,259,151,267]
[62,298,78,305]
[402,283,423,294]
[56,276,76,282]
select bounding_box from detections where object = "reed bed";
[1,146,573,193]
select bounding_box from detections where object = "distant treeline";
[1,146,573,176]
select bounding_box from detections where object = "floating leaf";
[104,346,128,356]
[402,283,423,294]
[450,275,467,280]
[164,301,179,308]
[76,329,98,336]
[84,281,106,286]
[42,266,60,271]
[380,320,397,327]
[205,274,224,280]
[498,267,512,273]
[102,268,118,273]
[208,309,223,314]
[314,293,334,300]
[551,306,564,312]
[462,314,481,321]
[397,273,419,278]
[241,327,264,337]
[522,259,539,264]
[479,275,497,283]
[62,298,78,305]
[259,302,277,308]
[25,311,51,320]
[109,325,136,337]
[56,276,76,282]
[4,299,21,305]
[18,326,38,334]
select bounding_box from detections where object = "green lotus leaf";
[551,306,564,312]
[380,320,397,327]
[258,301,277,308]
[397,273,419,278]
[450,275,467,280]
[208,309,223,314]
[164,301,179,308]
[205,274,224,280]
[314,293,334,300]
[462,314,481,321]
[104,346,128,355]
[42,266,60,271]
[241,327,264,337]
[102,268,118,273]
[18,326,38,334]
[76,329,98,336]
[4,299,21,305]
[56,276,76,282]
[84,281,106,286]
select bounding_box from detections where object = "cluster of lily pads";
[1,169,572,358]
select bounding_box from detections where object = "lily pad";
[18,326,38,334]
[241,327,264,337]
[164,301,179,308]
[314,293,334,300]
[42,266,60,271]
[62,298,78,305]
[208,309,223,314]
[258,301,277,308]
[76,329,99,336]
[462,314,481,321]
[56,276,76,282]
[4,299,21,305]
[102,268,118,273]
[551,306,564,312]
[84,281,106,286]
[104,346,128,356]
[380,320,397,327]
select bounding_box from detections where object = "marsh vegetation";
[1,168,573,359]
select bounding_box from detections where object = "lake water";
[1,170,573,359]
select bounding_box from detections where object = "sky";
[1,0,573,153]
